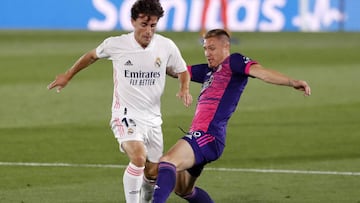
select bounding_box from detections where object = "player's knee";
[130,155,146,167]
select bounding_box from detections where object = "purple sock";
[182,187,214,203]
[152,162,176,203]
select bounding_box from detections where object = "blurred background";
[0,0,358,32]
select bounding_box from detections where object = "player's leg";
[152,139,196,203]
[111,115,146,203]
[122,140,147,203]
[140,125,163,203]
[174,131,221,202]
[140,161,157,203]
[175,170,214,203]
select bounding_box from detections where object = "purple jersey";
[188,53,257,145]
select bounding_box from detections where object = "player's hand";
[47,74,70,93]
[176,91,193,107]
[292,80,311,96]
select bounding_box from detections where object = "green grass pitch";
[0,30,360,202]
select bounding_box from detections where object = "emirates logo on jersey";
[154,57,161,68]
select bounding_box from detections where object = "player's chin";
[208,63,217,69]
[141,37,151,46]
[207,60,214,68]
[141,41,150,47]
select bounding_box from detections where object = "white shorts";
[110,116,163,163]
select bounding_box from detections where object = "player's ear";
[131,18,136,27]
[224,41,230,49]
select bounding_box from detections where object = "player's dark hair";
[131,0,164,20]
[204,29,230,43]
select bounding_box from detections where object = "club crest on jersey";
[154,57,161,68]
[127,128,134,135]
[243,56,251,64]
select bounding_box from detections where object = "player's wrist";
[288,79,294,87]
[180,86,190,92]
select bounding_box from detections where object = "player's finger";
[56,86,63,93]
[176,92,190,107]
[47,81,57,90]
[186,94,193,106]
[183,94,192,107]
[304,86,311,96]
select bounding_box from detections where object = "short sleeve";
[166,39,187,73]
[188,64,211,83]
[229,53,257,75]
[95,37,112,59]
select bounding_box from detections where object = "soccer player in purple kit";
[152,29,311,203]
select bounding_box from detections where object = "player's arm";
[166,67,178,78]
[47,49,99,92]
[249,63,311,96]
[176,70,193,107]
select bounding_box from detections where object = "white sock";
[123,162,144,203]
[140,176,156,203]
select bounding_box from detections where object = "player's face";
[131,14,159,48]
[203,37,230,68]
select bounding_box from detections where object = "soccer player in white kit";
[47,1,192,202]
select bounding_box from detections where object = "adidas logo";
[129,190,140,194]
[124,60,133,66]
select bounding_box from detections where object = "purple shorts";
[182,131,225,177]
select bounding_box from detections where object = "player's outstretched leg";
[152,162,177,203]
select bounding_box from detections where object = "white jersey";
[96,32,187,126]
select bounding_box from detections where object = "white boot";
[140,177,156,203]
